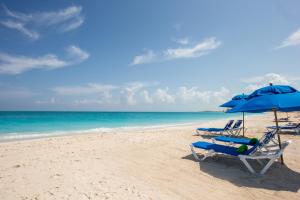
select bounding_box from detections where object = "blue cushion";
[214,136,253,145]
[206,128,225,132]
[197,120,234,132]
[197,128,225,132]
[197,128,210,131]
[192,141,252,156]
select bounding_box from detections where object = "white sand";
[0,113,300,200]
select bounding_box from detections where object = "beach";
[0,113,300,200]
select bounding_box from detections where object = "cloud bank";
[243,73,300,92]
[51,81,230,109]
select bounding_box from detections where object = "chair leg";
[190,145,200,161]
[237,128,242,136]
[256,159,264,166]
[203,150,215,160]
[190,145,215,161]
[239,157,256,174]
[260,157,276,175]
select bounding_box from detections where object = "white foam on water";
[0,121,206,142]
[0,113,247,142]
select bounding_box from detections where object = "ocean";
[0,111,238,141]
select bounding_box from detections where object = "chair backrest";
[232,120,243,129]
[246,129,277,155]
[259,130,276,145]
[224,120,234,130]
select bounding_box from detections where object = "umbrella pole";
[274,110,284,164]
[242,112,245,137]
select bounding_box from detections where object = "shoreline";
[0,114,244,143]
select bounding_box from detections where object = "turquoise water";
[0,111,237,140]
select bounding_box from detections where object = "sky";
[0,0,300,111]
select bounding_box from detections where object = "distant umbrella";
[220,94,248,136]
[228,84,300,164]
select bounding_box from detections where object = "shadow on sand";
[192,133,219,139]
[278,131,300,136]
[182,154,300,192]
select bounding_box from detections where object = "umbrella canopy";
[227,84,300,164]
[228,85,300,113]
[220,94,248,108]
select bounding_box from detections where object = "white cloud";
[61,16,84,32]
[177,86,211,103]
[154,88,175,103]
[2,80,234,110]
[0,20,39,40]
[212,87,230,103]
[52,81,160,106]
[130,50,157,66]
[2,4,31,22]
[177,86,230,104]
[276,29,300,49]
[244,73,290,85]
[121,81,160,105]
[130,37,221,65]
[140,90,153,104]
[53,83,117,96]
[66,45,90,63]
[53,84,118,105]
[124,85,227,106]
[243,73,292,92]
[0,45,89,75]
[35,5,82,26]
[164,37,221,59]
[172,37,190,45]
[123,82,146,105]
[0,53,67,75]
[1,5,84,40]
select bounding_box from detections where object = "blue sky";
[0,0,300,111]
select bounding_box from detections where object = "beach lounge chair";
[225,120,243,136]
[196,120,234,135]
[267,123,300,134]
[190,131,290,174]
[213,130,278,146]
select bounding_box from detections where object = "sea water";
[0,111,238,141]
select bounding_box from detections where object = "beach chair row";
[196,119,244,136]
[192,120,294,175]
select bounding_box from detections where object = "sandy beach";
[0,113,300,200]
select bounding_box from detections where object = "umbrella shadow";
[182,154,300,192]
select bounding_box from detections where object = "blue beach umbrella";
[220,94,248,136]
[228,84,300,164]
[220,94,248,108]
